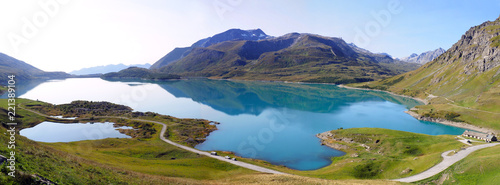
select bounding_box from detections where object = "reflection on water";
[20,122,132,143]
[11,78,465,170]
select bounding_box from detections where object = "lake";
[20,121,133,143]
[6,78,466,170]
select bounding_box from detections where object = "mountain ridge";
[152,29,419,84]
[0,53,71,85]
[150,28,271,69]
[399,48,446,64]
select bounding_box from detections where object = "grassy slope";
[349,18,500,131]
[0,99,48,129]
[0,125,209,185]
[344,18,500,184]
[418,145,500,185]
[217,128,464,180]
[46,124,253,180]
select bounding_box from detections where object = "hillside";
[155,31,419,84]
[69,63,151,75]
[101,67,180,80]
[422,145,500,184]
[353,16,500,131]
[313,128,463,180]
[399,48,446,64]
[0,53,71,85]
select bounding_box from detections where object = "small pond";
[20,122,133,143]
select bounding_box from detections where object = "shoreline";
[316,131,350,152]
[336,84,428,105]
[336,84,498,135]
[194,78,498,135]
[404,110,497,134]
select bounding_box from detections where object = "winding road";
[20,101,499,180]
[393,142,500,183]
[18,104,287,175]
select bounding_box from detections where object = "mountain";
[399,48,446,64]
[377,53,393,58]
[153,30,419,84]
[356,16,500,131]
[101,67,180,80]
[69,63,151,75]
[150,29,271,69]
[0,53,71,85]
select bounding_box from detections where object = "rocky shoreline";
[316,131,350,151]
[404,110,497,134]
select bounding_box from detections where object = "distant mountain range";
[150,29,420,84]
[0,53,70,85]
[399,48,446,64]
[69,63,151,75]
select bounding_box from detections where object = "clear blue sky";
[0,0,499,72]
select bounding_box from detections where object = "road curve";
[393,142,500,183]
[154,119,287,175]
[18,104,287,175]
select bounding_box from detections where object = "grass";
[215,128,465,180]
[0,98,48,129]
[46,123,254,180]
[204,174,400,185]
[0,125,208,184]
[418,145,500,185]
[350,62,500,131]
[165,119,217,147]
[0,86,6,94]
[411,103,500,131]
[491,35,500,48]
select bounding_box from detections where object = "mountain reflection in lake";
[9,78,465,170]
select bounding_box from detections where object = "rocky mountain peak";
[151,28,271,69]
[435,17,500,74]
[400,48,445,64]
[194,28,270,48]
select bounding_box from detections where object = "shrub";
[353,161,381,179]
[403,146,422,156]
[445,112,461,122]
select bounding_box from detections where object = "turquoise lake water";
[5,78,466,170]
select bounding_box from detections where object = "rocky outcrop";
[317,131,373,151]
[317,132,351,151]
[437,16,500,74]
